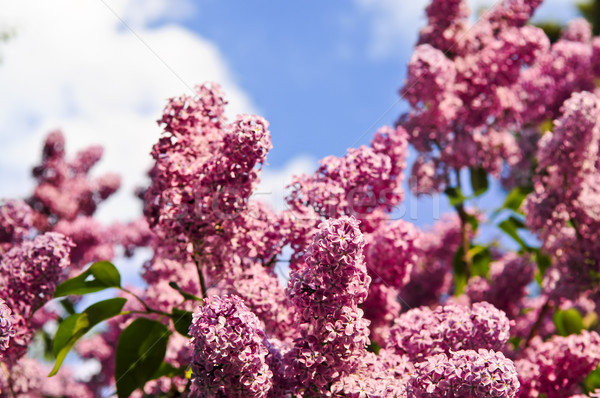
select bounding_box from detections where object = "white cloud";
[356,0,582,59]
[354,0,430,59]
[0,0,254,222]
[255,155,317,212]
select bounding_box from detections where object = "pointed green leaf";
[171,308,194,337]
[115,318,170,398]
[150,362,185,380]
[54,261,121,297]
[498,216,528,250]
[49,297,126,376]
[469,245,492,278]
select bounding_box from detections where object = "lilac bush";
[5,0,600,397]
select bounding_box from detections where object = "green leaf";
[502,186,532,213]
[54,261,121,297]
[584,366,600,393]
[49,297,126,376]
[171,308,194,337]
[115,318,170,398]
[553,308,584,337]
[469,167,488,197]
[498,216,528,250]
[452,247,468,296]
[59,299,76,315]
[150,362,185,380]
[445,187,467,206]
[469,245,492,278]
[535,250,551,274]
[368,340,381,355]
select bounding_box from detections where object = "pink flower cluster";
[144,83,275,276]
[30,131,121,225]
[407,349,519,397]
[403,0,600,194]
[363,219,419,340]
[387,302,511,361]
[515,331,600,397]
[189,295,273,398]
[0,298,15,357]
[285,216,372,396]
[466,253,535,317]
[525,92,600,298]
[0,232,73,360]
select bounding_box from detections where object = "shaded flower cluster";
[525,92,600,299]
[363,219,420,341]
[515,331,600,397]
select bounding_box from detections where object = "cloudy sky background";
[0,0,583,226]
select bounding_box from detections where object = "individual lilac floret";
[0,298,15,356]
[515,331,600,398]
[387,302,511,361]
[188,295,273,398]
[407,349,520,397]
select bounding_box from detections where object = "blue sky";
[0,0,582,225]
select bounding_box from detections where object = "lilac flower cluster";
[0,299,15,357]
[398,214,462,308]
[144,83,277,276]
[363,219,420,340]
[189,295,273,398]
[331,349,413,397]
[285,216,372,396]
[525,92,600,298]
[466,253,535,317]
[0,200,33,251]
[407,349,520,397]
[402,0,600,195]
[30,130,121,226]
[387,302,511,361]
[515,331,600,397]
[284,126,409,268]
[223,263,294,341]
[0,232,73,360]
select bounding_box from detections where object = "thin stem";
[120,288,171,317]
[454,168,472,278]
[1,362,16,398]
[524,298,551,348]
[192,255,208,299]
